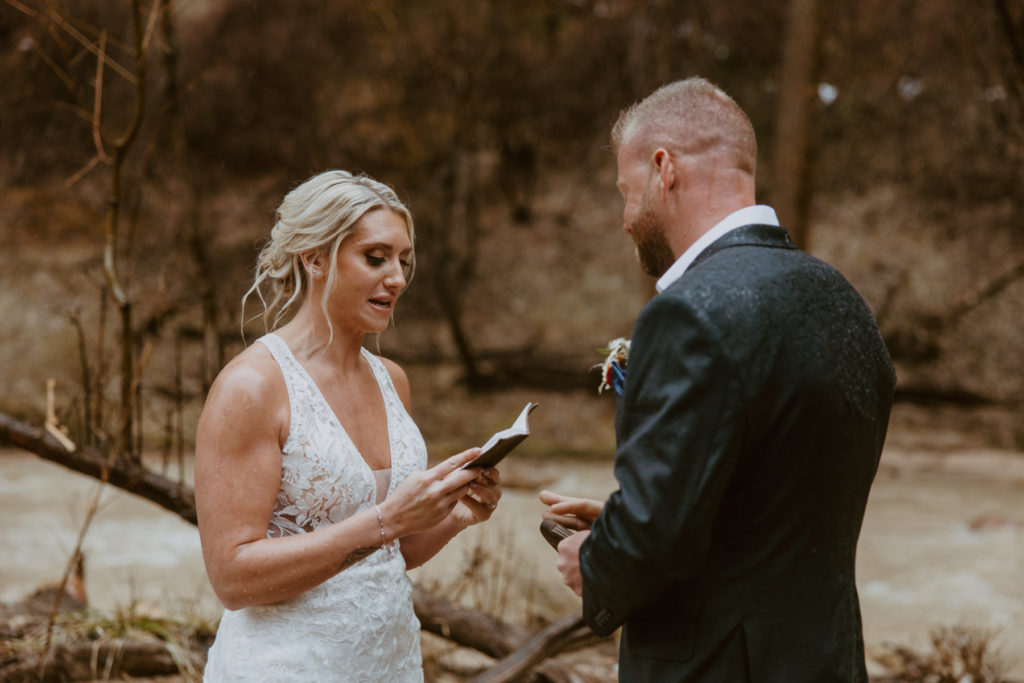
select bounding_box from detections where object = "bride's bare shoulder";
[200,342,287,429]
[218,342,282,391]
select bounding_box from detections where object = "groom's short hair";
[611,77,757,177]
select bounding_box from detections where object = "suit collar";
[688,224,798,272]
[657,205,781,292]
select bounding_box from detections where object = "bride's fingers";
[436,475,476,503]
[461,492,498,517]
[468,481,501,506]
[442,448,482,471]
[433,449,481,487]
[474,467,500,486]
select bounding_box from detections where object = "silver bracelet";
[374,504,387,547]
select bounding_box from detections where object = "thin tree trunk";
[102,0,148,458]
[68,311,92,446]
[160,0,223,393]
[771,0,821,249]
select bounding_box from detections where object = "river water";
[1,438,1022,678]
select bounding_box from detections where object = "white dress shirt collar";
[655,205,780,293]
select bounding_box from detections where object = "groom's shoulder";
[634,280,721,340]
[645,252,794,329]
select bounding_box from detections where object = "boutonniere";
[596,337,630,396]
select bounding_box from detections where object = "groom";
[542,77,895,681]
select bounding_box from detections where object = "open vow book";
[462,402,538,469]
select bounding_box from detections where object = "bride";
[195,170,502,681]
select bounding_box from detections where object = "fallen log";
[0,412,197,524]
[0,637,208,682]
[468,611,598,683]
[413,584,528,658]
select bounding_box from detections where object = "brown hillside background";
[2,0,1022,451]
[1,1,1024,680]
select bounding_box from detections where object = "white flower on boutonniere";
[596,337,630,395]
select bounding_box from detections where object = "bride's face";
[327,209,413,334]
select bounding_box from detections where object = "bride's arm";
[196,351,478,610]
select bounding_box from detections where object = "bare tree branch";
[91,30,111,164]
[40,3,138,84]
[4,0,36,16]
[140,0,163,53]
[0,411,197,524]
[947,259,1024,321]
[27,37,75,90]
[65,154,103,188]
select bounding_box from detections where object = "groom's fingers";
[550,501,588,515]
[550,499,603,520]
[543,511,589,531]
[539,489,569,505]
[555,530,588,596]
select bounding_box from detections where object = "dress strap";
[361,349,403,414]
[256,333,309,439]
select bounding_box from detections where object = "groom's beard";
[629,196,675,278]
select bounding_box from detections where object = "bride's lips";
[369,297,394,312]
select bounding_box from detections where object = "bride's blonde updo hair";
[242,170,415,340]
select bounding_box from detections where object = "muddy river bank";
[1,429,1022,678]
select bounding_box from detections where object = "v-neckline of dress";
[268,333,395,500]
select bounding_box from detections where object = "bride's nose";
[384,261,406,290]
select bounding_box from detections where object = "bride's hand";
[539,490,604,531]
[451,466,502,527]
[381,449,481,538]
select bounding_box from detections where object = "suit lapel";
[688,224,798,273]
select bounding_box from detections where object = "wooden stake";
[44,379,77,453]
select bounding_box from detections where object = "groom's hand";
[539,490,604,531]
[555,529,589,596]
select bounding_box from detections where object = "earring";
[310,266,322,278]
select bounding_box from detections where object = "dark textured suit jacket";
[580,224,896,682]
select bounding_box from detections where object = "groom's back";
[691,242,894,576]
[662,241,895,682]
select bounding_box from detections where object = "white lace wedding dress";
[203,333,428,682]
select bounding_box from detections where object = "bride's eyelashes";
[365,253,412,273]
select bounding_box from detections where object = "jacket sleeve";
[579,292,745,636]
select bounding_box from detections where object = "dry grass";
[0,601,215,682]
[874,625,1010,682]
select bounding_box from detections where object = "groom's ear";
[652,148,677,196]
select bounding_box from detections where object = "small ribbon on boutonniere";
[596,337,630,396]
